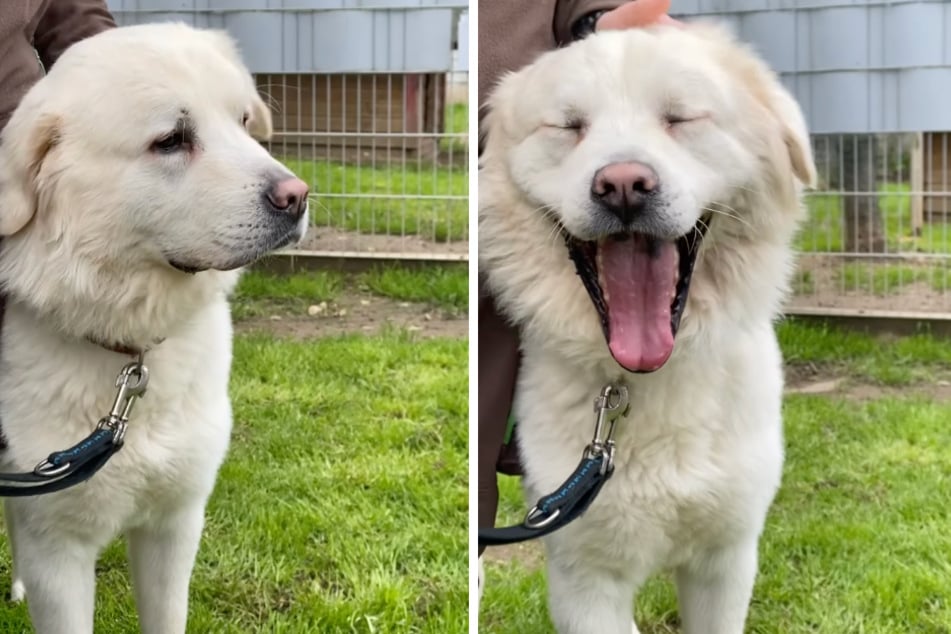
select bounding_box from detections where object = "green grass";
[791,270,814,295]
[0,332,468,632]
[798,192,844,253]
[232,270,344,320]
[803,260,951,297]
[796,182,951,298]
[481,321,951,632]
[446,103,468,135]
[778,318,951,385]
[836,263,931,295]
[798,184,951,255]
[284,158,468,242]
[359,266,468,313]
[236,270,343,302]
[279,104,470,243]
[439,103,469,155]
[233,268,470,319]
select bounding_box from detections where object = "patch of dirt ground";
[481,540,544,569]
[789,254,951,314]
[295,226,468,257]
[785,363,951,401]
[235,291,467,339]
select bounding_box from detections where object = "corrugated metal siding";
[455,10,468,72]
[105,1,467,73]
[675,0,951,134]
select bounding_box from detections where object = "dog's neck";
[84,334,165,358]
[0,237,241,358]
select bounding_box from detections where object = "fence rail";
[789,132,951,317]
[262,69,469,261]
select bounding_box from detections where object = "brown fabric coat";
[0,0,115,132]
[478,0,629,547]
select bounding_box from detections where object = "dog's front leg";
[127,503,206,634]
[547,554,642,634]
[6,502,98,634]
[674,538,760,634]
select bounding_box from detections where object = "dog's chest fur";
[515,321,785,572]
[0,299,233,535]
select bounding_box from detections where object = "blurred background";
[677,0,951,320]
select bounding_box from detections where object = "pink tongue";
[600,235,678,372]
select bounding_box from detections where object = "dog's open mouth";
[565,216,710,373]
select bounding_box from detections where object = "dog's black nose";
[591,161,658,224]
[265,176,309,219]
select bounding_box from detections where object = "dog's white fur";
[479,25,815,634]
[0,23,306,633]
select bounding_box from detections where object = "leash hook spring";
[96,360,150,447]
[585,384,629,474]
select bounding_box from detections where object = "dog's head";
[480,25,815,373]
[0,23,307,273]
[0,23,308,342]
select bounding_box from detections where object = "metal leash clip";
[96,360,150,447]
[585,384,630,475]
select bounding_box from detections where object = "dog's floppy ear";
[694,22,816,188]
[0,111,61,236]
[247,93,273,141]
[762,81,816,188]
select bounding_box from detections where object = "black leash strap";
[479,453,614,546]
[479,384,629,547]
[0,360,148,497]
[0,429,122,497]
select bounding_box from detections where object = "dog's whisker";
[733,184,767,197]
[702,204,753,231]
[693,218,711,251]
[530,204,568,249]
[545,223,563,249]
[306,197,331,216]
[255,88,281,114]
[705,200,742,215]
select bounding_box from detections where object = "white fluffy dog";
[0,23,308,633]
[479,25,815,634]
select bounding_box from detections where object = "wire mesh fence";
[663,2,951,317]
[789,132,951,316]
[258,70,469,261]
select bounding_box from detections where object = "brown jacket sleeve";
[34,0,115,71]
[478,0,629,113]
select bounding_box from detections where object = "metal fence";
[788,133,951,317]
[672,1,951,318]
[259,69,469,262]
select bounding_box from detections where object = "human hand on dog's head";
[597,0,681,30]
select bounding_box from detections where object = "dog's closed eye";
[664,112,710,129]
[542,115,588,136]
